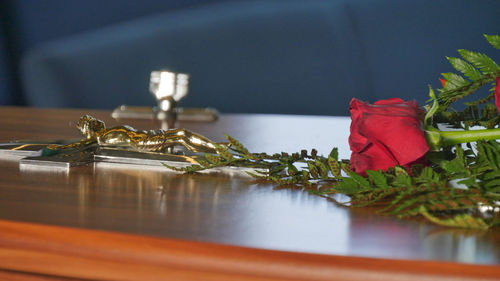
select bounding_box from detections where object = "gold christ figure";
[49,115,219,154]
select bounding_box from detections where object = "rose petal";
[353,99,423,118]
[373,98,405,105]
[350,142,398,175]
[357,112,429,166]
[349,99,369,152]
[350,98,423,153]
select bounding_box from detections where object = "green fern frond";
[419,206,489,229]
[441,72,469,92]
[458,49,500,75]
[446,56,483,81]
[484,34,500,50]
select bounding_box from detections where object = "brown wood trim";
[0,269,90,281]
[0,220,498,281]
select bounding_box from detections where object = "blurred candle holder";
[112,70,218,129]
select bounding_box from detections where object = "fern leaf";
[287,163,298,176]
[425,86,439,124]
[161,163,185,171]
[214,144,233,160]
[352,191,390,207]
[478,141,500,170]
[162,163,202,173]
[196,159,211,168]
[307,161,320,179]
[447,57,483,81]
[329,147,339,160]
[482,170,500,180]
[270,164,286,174]
[484,34,500,50]
[245,171,268,179]
[484,179,500,190]
[224,134,250,155]
[441,72,469,91]
[366,170,389,189]
[377,188,413,213]
[388,195,423,215]
[315,159,329,178]
[419,206,489,229]
[394,166,409,176]
[205,153,223,164]
[392,174,412,187]
[328,156,341,177]
[344,169,370,187]
[458,49,500,75]
[464,91,495,106]
[335,178,361,194]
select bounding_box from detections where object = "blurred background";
[0,0,499,115]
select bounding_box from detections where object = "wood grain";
[0,269,86,281]
[1,219,499,281]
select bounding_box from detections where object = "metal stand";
[111,70,218,127]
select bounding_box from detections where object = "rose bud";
[348,97,500,176]
[348,98,429,175]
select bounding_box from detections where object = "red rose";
[349,98,429,175]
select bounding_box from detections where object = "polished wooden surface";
[1,219,498,281]
[0,106,499,280]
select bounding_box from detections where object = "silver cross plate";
[0,141,266,177]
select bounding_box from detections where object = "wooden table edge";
[0,219,498,281]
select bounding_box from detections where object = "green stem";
[440,128,500,146]
[425,127,500,150]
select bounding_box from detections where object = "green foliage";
[365,170,389,189]
[419,206,489,229]
[457,49,500,75]
[441,72,469,91]
[323,144,500,228]
[436,103,500,129]
[446,57,483,81]
[432,35,500,132]
[485,34,500,50]
[435,35,500,113]
[424,86,439,124]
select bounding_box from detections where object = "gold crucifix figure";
[48,115,220,154]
